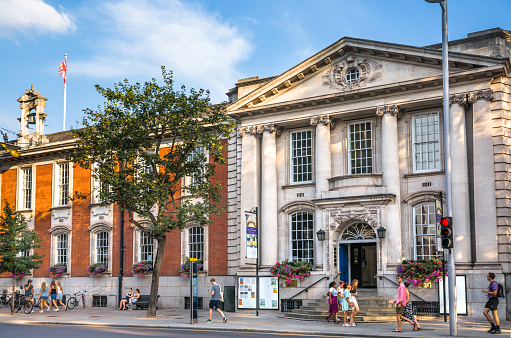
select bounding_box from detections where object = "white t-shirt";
[329,287,338,297]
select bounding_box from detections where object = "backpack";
[496,283,505,298]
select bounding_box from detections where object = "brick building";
[0,85,231,308]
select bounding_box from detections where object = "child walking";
[341,282,354,327]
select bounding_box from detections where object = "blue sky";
[1,0,510,136]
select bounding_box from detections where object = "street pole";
[255,207,259,317]
[118,162,125,308]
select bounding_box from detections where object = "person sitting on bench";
[128,289,140,310]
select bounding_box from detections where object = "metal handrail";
[381,275,425,302]
[288,276,330,299]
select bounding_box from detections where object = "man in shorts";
[24,279,34,313]
[206,278,227,323]
[482,273,501,334]
[393,275,407,332]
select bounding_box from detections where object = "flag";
[58,57,67,83]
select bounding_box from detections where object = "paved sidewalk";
[0,307,509,337]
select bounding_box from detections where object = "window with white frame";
[290,212,314,263]
[140,231,154,262]
[22,167,32,210]
[348,121,372,174]
[91,163,109,204]
[95,231,109,265]
[412,112,440,172]
[57,162,69,206]
[414,202,438,260]
[188,226,204,260]
[56,233,68,265]
[291,130,312,183]
[187,146,205,187]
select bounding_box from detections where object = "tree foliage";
[69,68,235,317]
[0,200,43,314]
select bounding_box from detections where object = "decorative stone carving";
[239,124,281,137]
[449,94,467,105]
[310,115,336,127]
[376,104,400,117]
[323,54,382,91]
[329,209,379,231]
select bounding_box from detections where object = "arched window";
[414,202,438,259]
[95,231,109,265]
[189,226,204,260]
[290,212,314,263]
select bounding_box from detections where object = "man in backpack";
[206,278,227,323]
[482,272,501,334]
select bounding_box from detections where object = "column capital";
[259,123,281,136]
[310,115,336,127]
[467,89,493,104]
[449,94,467,105]
[376,104,400,117]
[238,125,258,137]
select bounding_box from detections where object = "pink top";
[395,283,407,306]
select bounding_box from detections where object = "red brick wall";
[71,164,91,276]
[34,164,52,278]
[1,169,17,277]
[208,139,229,276]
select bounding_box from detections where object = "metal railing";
[288,276,330,299]
[412,301,439,316]
[280,299,302,312]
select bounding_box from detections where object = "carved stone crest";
[323,54,382,91]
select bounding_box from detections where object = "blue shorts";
[57,294,63,300]
[209,300,221,309]
[40,296,48,300]
[131,298,137,303]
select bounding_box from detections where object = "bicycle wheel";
[67,297,76,310]
[24,301,33,314]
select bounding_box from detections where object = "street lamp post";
[425,0,457,335]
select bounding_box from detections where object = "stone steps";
[285,290,398,322]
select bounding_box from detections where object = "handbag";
[218,284,224,302]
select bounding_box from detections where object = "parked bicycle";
[67,290,87,310]
[15,293,33,314]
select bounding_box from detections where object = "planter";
[417,281,432,289]
[87,263,108,277]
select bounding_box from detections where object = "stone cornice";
[227,65,503,120]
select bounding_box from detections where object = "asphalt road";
[0,324,341,338]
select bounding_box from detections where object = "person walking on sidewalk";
[325,281,339,323]
[341,282,354,327]
[393,275,407,333]
[483,272,501,334]
[38,281,50,312]
[400,282,421,330]
[350,279,359,326]
[24,279,35,313]
[56,281,66,310]
[206,278,227,323]
[49,280,59,311]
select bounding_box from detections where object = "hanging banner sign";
[245,213,258,259]
[435,199,443,239]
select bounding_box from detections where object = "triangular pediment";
[227,37,506,114]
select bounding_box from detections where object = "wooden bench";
[132,295,159,310]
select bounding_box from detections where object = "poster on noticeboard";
[237,277,278,310]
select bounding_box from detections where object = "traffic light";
[440,217,453,249]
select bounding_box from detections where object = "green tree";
[70,68,235,317]
[0,201,43,314]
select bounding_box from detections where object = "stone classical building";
[225,28,510,318]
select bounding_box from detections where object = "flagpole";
[62,54,67,131]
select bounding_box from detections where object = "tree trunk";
[147,235,166,317]
[11,276,15,315]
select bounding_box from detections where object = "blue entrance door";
[338,244,349,282]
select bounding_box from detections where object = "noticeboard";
[237,276,279,310]
[438,275,467,315]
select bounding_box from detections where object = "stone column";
[311,115,334,198]
[469,90,498,262]
[377,105,402,264]
[260,124,280,267]
[310,115,334,270]
[239,126,260,265]
[449,95,472,264]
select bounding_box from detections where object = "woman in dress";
[401,282,422,330]
[325,281,339,323]
[56,281,66,310]
[350,279,360,326]
[341,283,354,327]
[38,281,49,312]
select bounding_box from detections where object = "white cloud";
[72,0,253,102]
[0,0,75,38]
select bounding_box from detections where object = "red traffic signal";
[440,217,453,249]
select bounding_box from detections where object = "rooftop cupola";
[17,85,48,147]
